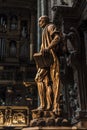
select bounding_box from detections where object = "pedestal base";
[30,109,69,127]
[22,126,77,130]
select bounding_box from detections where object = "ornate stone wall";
[49,0,87,127]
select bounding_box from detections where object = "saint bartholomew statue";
[35,15,61,113]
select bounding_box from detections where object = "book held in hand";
[33,52,54,68]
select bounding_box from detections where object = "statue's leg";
[37,81,45,110]
[44,75,52,110]
[53,73,60,114]
[35,69,47,110]
[46,86,52,110]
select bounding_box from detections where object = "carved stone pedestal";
[29,109,69,127]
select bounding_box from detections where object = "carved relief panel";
[0,106,29,127]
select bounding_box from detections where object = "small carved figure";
[0,111,4,124]
[34,15,61,113]
[5,107,12,125]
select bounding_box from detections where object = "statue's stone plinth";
[32,109,56,119]
[29,109,69,127]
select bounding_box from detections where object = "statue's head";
[38,15,49,28]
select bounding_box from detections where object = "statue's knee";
[35,74,40,82]
[35,76,38,82]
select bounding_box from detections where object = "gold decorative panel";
[0,106,29,127]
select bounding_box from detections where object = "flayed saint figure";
[34,15,61,113]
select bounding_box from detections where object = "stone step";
[22,126,78,130]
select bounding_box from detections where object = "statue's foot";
[53,108,59,115]
[37,106,45,110]
[53,108,61,115]
[46,105,51,110]
[53,108,57,112]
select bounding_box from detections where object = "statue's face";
[38,17,46,28]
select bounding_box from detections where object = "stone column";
[41,0,47,15]
[81,30,87,110]
[37,0,41,52]
[77,24,87,128]
[84,31,87,65]
[30,13,35,60]
[78,27,87,111]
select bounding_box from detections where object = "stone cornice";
[52,0,87,21]
[52,6,78,19]
[0,0,37,11]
